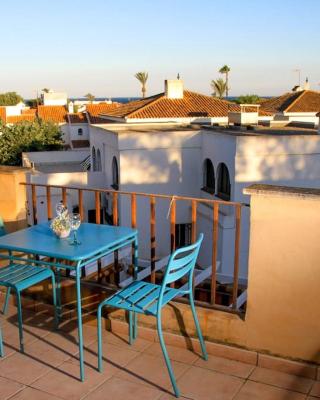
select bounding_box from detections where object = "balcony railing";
[21,182,245,314]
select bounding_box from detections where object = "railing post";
[31,184,37,225]
[95,191,101,224]
[170,198,176,288]
[46,186,52,220]
[62,187,67,207]
[150,196,156,284]
[112,192,119,284]
[232,204,242,309]
[131,194,137,278]
[211,203,219,305]
[191,200,197,243]
[78,189,84,221]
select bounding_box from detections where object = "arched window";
[202,158,215,194]
[217,163,231,201]
[91,146,96,171]
[78,128,83,135]
[96,149,102,171]
[112,156,119,190]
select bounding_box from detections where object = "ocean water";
[70,97,139,104]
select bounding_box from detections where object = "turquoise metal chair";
[97,234,208,397]
[0,324,3,357]
[0,263,58,353]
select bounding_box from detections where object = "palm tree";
[84,93,95,103]
[211,78,227,98]
[134,72,148,98]
[219,65,231,97]
[42,88,50,93]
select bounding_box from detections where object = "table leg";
[56,268,62,321]
[76,267,85,381]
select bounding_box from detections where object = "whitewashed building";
[88,80,320,288]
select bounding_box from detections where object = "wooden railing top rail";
[20,182,244,207]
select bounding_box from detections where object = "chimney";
[68,101,74,113]
[165,79,184,99]
[304,77,310,90]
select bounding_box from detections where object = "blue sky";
[1,0,319,98]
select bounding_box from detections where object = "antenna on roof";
[177,73,180,80]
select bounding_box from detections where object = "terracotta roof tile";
[6,114,36,123]
[22,108,37,115]
[86,103,120,116]
[68,113,88,124]
[100,91,272,120]
[37,105,67,123]
[260,90,320,113]
[0,107,6,123]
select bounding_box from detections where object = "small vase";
[55,229,71,239]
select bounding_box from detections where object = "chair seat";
[105,281,182,316]
[0,263,53,291]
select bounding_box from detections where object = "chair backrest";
[0,216,6,237]
[162,233,204,287]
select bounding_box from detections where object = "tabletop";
[0,223,138,261]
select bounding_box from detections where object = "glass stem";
[73,230,77,244]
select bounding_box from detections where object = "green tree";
[84,93,95,103]
[134,72,148,98]
[0,120,63,166]
[219,65,231,97]
[0,92,24,106]
[234,94,261,104]
[211,78,227,98]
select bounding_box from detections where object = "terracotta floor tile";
[24,337,72,366]
[115,353,190,392]
[31,360,109,400]
[9,386,64,400]
[250,366,313,394]
[177,365,244,399]
[68,341,140,372]
[84,376,162,400]
[195,354,254,378]
[143,342,199,364]
[0,351,52,385]
[310,381,320,397]
[0,376,24,400]
[103,330,153,352]
[234,380,307,400]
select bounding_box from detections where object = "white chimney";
[304,77,310,90]
[165,79,184,99]
[68,101,74,113]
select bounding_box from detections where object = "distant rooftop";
[260,90,320,113]
[203,124,318,136]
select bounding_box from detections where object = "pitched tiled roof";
[68,113,88,124]
[22,108,37,115]
[37,105,67,123]
[86,103,120,124]
[260,90,320,113]
[100,91,271,120]
[6,114,36,123]
[0,107,6,123]
[86,103,120,115]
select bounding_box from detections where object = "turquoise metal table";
[0,222,138,381]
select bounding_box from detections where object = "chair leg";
[189,293,208,361]
[3,287,11,315]
[128,311,133,345]
[51,274,58,330]
[16,291,24,353]
[157,313,180,398]
[0,326,4,357]
[133,312,138,340]
[97,303,104,372]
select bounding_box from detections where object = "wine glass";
[69,213,81,245]
[56,202,67,217]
